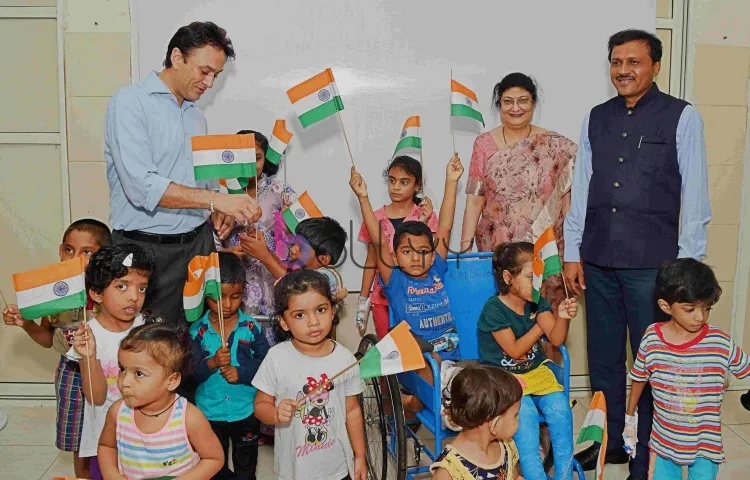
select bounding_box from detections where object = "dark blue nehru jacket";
[581,84,689,269]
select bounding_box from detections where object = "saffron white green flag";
[192,134,256,180]
[183,253,221,322]
[394,116,422,157]
[359,321,426,379]
[267,119,293,165]
[218,177,249,195]
[451,79,484,126]
[577,392,608,480]
[13,257,87,320]
[282,191,323,233]
[287,68,344,128]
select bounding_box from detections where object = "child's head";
[392,221,436,278]
[60,218,111,267]
[118,322,190,408]
[384,156,423,204]
[86,244,154,323]
[205,252,246,320]
[656,258,722,333]
[237,129,279,178]
[273,268,342,345]
[493,242,535,301]
[293,217,347,269]
[443,365,523,439]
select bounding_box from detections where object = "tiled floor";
[2,392,750,479]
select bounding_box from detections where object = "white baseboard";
[0,383,56,407]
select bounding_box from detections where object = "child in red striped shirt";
[625,258,750,480]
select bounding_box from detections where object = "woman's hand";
[446,153,464,182]
[349,167,368,198]
[418,196,433,222]
[557,297,578,320]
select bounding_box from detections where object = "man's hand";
[219,366,239,383]
[211,211,235,240]
[212,193,261,226]
[563,261,586,296]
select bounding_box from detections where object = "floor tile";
[721,391,750,425]
[40,451,74,479]
[0,446,60,480]
[0,406,57,446]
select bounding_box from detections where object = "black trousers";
[209,414,260,480]
[583,261,667,478]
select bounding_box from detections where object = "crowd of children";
[3,139,750,479]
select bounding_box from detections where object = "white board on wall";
[132,0,655,290]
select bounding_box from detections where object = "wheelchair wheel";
[357,334,407,480]
[540,423,554,472]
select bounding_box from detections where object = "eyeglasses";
[501,97,532,109]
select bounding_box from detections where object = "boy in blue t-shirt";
[350,154,464,408]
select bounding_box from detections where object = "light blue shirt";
[564,105,711,262]
[105,71,214,234]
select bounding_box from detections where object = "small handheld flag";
[218,177,249,195]
[192,134,256,181]
[359,321,426,379]
[282,191,323,233]
[183,253,221,322]
[13,257,87,319]
[287,68,344,128]
[576,392,608,480]
[450,79,484,126]
[267,119,293,165]
[393,116,422,157]
[532,226,563,303]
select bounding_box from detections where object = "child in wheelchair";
[431,365,524,480]
[478,242,578,480]
[349,154,464,412]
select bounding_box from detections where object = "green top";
[477,295,552,374]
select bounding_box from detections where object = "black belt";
[115,224,204,245]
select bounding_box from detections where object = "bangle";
[209,191,217,213]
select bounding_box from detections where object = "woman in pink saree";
[461,73,577,310]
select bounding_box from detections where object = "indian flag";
[577,392,608,480]
[394,116,422,156]
[183,253,221,322]
[532,255,545,303]
[534,226,562,277]
[267,119,293,165]
[359,321,426,379]
[451,79,484,126]
[192,134,256,181]
[13,257,87,320]
[282,191,323,233]
[218,177,249,195]
[287,68,344,128]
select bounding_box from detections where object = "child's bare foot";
[402,394,424,413]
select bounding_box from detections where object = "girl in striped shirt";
[98,322,224,479]
[625,259,750,480]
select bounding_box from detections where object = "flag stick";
[450,69,456,154]
[81,276,95,420]
[255,164,260,241]
[0,290,7,307]
[337,111,356,167]
[562,276,571,299]
[296,356,364,405]
[217,290,226,347]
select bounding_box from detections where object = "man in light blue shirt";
[563,30,711,480]
[105,22,261,325]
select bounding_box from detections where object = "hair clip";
[122,253,133,267]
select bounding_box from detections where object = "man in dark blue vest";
[564,30,711,480]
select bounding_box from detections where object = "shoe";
[626,476,644,480]
[574,443,630,471]
[0,408,7,431]
[741,390,750,411]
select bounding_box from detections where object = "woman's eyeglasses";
[501,97,532,109]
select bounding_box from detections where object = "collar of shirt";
[615,82,659,112]
[144,71,196,111]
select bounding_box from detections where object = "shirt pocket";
[637,136,669,175]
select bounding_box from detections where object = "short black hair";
[492,72,539,111]
[443,365,522,430]
[86,244,155,295]
[393,221,433,251]
[295,217,347,265]
[163,21,235,68]
[237,129,279,177]
[273,268,342,342]
[608,29,662,63]
[656,258,722,307]
[218,252,246,285]
[120,322,192,376]
[63,218,111,247]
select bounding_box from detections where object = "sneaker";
[0,408,7,431]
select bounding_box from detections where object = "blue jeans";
[514,392,573,480]
[650,454,719,480]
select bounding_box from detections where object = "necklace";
[502,125,532,146]
[137,395,180,418]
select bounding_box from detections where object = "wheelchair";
[356,252,585,479]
